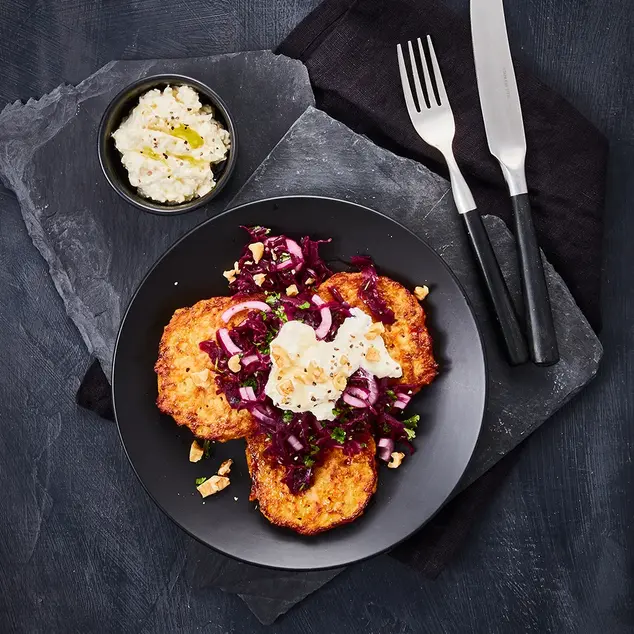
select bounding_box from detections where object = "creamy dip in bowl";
[98,75,238,215]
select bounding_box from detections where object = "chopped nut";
[190,368,210,387]
[189,440,204,463]
[234,261,240,273]
[414,285,429,301]
[366,346,380,362]
[248,241,265,263]
[333,372,347,391]
[271,345,291,369]
[253,273,266,287]
[295,371,311,385]
[217,459,233,476]
[279,379,295,396]
[228,354,241,373]
[223,269,237,283]
[197,475,230,497]
[365,321,385,340]
[308,360,327,383]
[388,452,405,469]
[305,277,315,285]
[286,284,299,297]
[339,355,351,368]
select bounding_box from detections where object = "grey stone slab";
[0,94,602,625]
[0,51,315,375]
[230,107,603,487]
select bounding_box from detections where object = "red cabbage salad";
[199,226,421,493]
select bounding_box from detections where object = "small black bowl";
[98,74,238,215]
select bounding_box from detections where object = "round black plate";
[113,196,486,570]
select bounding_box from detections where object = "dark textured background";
[0,0,632,632]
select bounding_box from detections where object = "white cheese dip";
[112,85,230,204]
[265,308,402,421]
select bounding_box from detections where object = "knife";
[471,0,559,366]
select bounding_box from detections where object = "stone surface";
[0,91,603,624]
[231,107,603,486]
[0,51,315,374]
[0,1,631,633]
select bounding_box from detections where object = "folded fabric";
[278,0,608,330]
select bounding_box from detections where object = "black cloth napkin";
[277,0,608,331]
[78,0,607,581]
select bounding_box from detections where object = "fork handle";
[463,209,528,366]
[511,193,559,366]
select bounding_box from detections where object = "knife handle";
[462,209,528,366]
[511,193,559,366]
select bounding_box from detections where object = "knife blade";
[471,0,559,366]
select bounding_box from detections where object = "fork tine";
[406,40,427,110]
[396,44,418,116]
[417,37,437,107]
[426,35,448,106]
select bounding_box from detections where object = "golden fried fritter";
[155,296,257,442]
[318,272,437,389]
[246,435,378,535]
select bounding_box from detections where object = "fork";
[397,36,528,365]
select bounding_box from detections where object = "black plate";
[112,196,486,570]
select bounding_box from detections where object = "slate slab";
[0,73,602,623]
[0,51,315,373]
[230,107,603,487]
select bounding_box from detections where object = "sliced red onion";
[286,238,304,270]
[251,405,276,424]
[343,392,367,408]
[241,354,258,367]
[346,386,370,400]
[377,437,395,461]
[357,368,379,404]
[315,307,332,339]
[238,386,256,401]
[276,257,295,271]
[287,435,303,451]
[221,301,271,323]
[394,394,411,409]
[312,295,332,339]
[217,328,241,355]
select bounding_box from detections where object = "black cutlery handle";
[463,210,528,366]
[511,193,559,366]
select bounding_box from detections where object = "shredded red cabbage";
[228,226,333,295]
[199,231,422,494]
[350,255,395,324]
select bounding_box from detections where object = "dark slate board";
[0,69,602,623]
[0,51,315,373]
[230,107,603,488]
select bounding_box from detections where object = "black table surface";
[0,1,632,633]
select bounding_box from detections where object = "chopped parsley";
[265,292,280,306]
[403,414,420,429]
[273,306,288,322]
[202,439,212,458]
[330,427,346,443]
[332,407,344,418]
[386,389,397,400]
[279,253,291,262]
[304,456,316,467]
[404,428,416,441]
[298,301,311,309]
[242,376,257,388]
[195,476,208,486]
[283,410,294,423]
